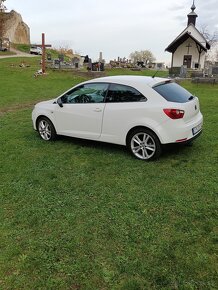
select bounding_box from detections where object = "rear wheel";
[37,117,56,141]
[127,128,162,161]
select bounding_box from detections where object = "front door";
[183,55,192,68]
[54,83,108,139]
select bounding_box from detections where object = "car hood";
[35,99,56,107]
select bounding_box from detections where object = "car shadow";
[58,135,129,156]
[57,135,195,161]
[162,143,194,158]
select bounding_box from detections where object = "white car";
[32,75,203,160]
[30,46,42,55]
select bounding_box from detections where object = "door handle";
[94,108,102,112]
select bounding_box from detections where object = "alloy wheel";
[38,119,52,140]
[130,132,156,160]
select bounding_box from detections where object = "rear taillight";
[163,109,185,119]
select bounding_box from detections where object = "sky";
[5,0,218,64]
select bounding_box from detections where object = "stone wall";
[0,10,30,44]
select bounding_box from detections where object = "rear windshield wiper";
[188,95,194,101]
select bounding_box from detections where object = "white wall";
[186,25,206,47]
[173,38,206,68]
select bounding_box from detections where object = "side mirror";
[57,98,63,108]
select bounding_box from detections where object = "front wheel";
[127,128,162,161]
[37,117,57,141]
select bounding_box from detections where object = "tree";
[215,46,218,62]
[129,50,156,66]
[200,24,218,47]
[200,25,218,63]
[207,43,218,63]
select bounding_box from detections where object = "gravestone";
[179,65,187,78]
[72,57,80,68]
[208,66,213,76]
[58,54,64,62]
[47,53,52,61]
[92,62,104,71]
[53,59,60,69]
[84,55,89,63]
[99,52,103,62]
[88,58,92,70]
[212,66,218,75]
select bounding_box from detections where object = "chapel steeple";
[187,0,198,26]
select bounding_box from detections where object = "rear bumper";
[156,112,203,144]
[169,129,202,144]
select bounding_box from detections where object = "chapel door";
[183,55,192,68]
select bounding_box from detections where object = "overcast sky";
[6,0,218,64]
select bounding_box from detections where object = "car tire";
[37,117,57,141]
[127,127,162,161]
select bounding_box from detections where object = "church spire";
[187,0,198,26]
[191,0,196,11]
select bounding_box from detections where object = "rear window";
[153,82,194,103]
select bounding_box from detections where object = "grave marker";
[35,33,52,74]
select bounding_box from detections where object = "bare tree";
[215,46,218,62]
[200,24,218,63]
[129,50,156,66]
[200,24,218,47]
[209,43,218,63]
[129,51,140,63]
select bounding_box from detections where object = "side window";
[106,84,146,103]
[61,83,108,104]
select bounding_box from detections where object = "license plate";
[192,123,202,135]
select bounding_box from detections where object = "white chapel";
[165,1,210,70]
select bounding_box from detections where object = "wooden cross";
[35,33,52,74]
[186,43,192,54]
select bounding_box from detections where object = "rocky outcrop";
[0,10,30,44]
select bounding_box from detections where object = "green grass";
[0,58,217,289]
[0,57,87,110]
[12,43,31,54]
[0,51,16,56]
[106,68,169,78]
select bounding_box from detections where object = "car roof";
[84,75,170,88]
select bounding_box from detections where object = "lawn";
[0,57,217,289]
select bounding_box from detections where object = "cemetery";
[1,0,218,81]
[0,0,217,289]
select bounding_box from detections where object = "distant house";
[153,62,166,70]
[165,1,210,70]
[0,36,9,49]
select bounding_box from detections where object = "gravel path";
[0,48,38,59]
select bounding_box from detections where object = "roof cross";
[186,43,192,54]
